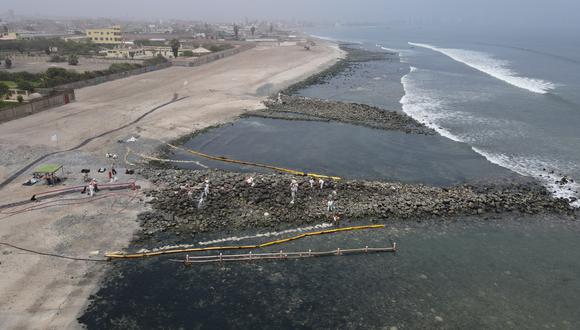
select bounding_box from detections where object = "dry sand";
[0,41,343,329]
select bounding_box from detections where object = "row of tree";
[0,62,148,90]
[0,38,105,55]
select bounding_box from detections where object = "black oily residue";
[79,215,580,329]
[281,45,388,95]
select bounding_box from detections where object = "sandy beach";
[0,41,343,329]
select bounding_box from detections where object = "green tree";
[250,26,256,37]
[129,51,135,59]
[233,24,239,39]
[16,80,34,92]
[143,54,168,66]
[17,95,24,103]
[4,58,12,69]
[169,39,180,58]
[44,46,51,55]
[0,82,9,98]
[68,54,79,66]
[181,50,194,57]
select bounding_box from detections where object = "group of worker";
[177,175,341,225]
[290,178,339,221]
[81,152,120,197]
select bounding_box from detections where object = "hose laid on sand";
[0,242,108,262]
[166,143,342,181]
[105,224,384,260]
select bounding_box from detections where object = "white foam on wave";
[471,148,580,207]
[375,43,398,53]
[400,66,579,207]
[408,42,556,94]
[400,66,462,142]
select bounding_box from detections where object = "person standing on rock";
[277,92,282,104]
[203,180,210,198]
[309,177,315,189]
[290,179,299,204]
[197,192,205,209]
[327,192,337,212]
[318,178,325,190]
[327,199,335,212]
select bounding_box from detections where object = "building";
[0,32,20,41]
[85,25,122,44]
[102,48,145,59]
[191,46,212,56]
[5,89,42,102]
[100,45,208,59]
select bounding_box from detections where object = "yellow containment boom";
[166,143,342,181]
[106,224,384,260]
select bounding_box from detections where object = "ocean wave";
[400,66,579,207]
[471,148,580,207]
[400,66,462,142]
[408,42,556,94]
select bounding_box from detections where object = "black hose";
[0,242,108,262]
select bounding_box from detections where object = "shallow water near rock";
[80,46,579,328]
[80,216,580,329]
[171,117,518,186]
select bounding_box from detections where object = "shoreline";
[131,44,576,239]
[0,40,345,329]
[78,40,579,327]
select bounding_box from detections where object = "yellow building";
[85,25,122,44]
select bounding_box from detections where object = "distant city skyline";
[3,0,580,31]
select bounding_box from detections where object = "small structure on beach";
[191,46,212,56]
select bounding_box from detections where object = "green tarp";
[34,164,62,174]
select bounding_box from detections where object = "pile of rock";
[281,45,388,95]
[247,95,434,135]
[137,168,574,238]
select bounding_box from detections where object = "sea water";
[306,25,580,206]
[80,26,580,328]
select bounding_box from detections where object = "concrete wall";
[171,44,255,67]
[0,89,76,123]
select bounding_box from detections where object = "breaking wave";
[409,42,556,94]
[400,66,579,207]
[471,148,580,208]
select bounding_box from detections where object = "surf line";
[408,42,555,94]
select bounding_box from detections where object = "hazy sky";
[6,0,579,29]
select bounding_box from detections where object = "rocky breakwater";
[244,95,435,134]
[281,45,389,95]
[136,169,575,238]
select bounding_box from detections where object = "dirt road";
[0,41,343,329]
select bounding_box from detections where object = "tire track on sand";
[0,95,188,190]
